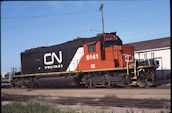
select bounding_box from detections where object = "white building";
[127,37,171,79]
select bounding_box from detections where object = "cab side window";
[88,44,96,53]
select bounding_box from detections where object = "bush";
[1,102,61,113]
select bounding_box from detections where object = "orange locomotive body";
[75,33,134,71]
[74,33,156,88]
[77,42,134,71]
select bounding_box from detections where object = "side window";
[92,44,96,52]
[88,45,92,53]
[88,44,96,53]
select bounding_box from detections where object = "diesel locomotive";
[12,32,157,88]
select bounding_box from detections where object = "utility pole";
[99,4,104,34]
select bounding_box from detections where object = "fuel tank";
[38,76,79,88]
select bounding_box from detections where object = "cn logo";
[44,51,62,65]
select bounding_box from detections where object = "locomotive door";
[31,52,41,73]
[100,41,105,60]
[112,47,120,67]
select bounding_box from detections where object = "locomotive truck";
[12,32,157,88]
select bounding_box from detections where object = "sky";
[1,0,170,72]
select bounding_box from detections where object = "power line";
[121,26,169,35]
[121,32,170,40]
[121,32,170,43]
[2,13,100,29]
[2,8,170,33]
[2,9,98,19]
[145,32,170,36]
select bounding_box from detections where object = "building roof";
[126,37,171,51]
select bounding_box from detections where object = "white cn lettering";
[44,51,62,65]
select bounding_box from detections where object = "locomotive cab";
[102,33,134,68]
[77,33,134,71]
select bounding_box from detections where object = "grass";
[1,101,169,113]
[1,102,63,113]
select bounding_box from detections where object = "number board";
[104,34,115,41]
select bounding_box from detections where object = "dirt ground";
[1,87,171,99]
[1,87,171,113]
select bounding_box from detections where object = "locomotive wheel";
[81,74,94,88]
[104,74,112,88]
[105,81,112,88]
[15,79,24,88]
[28,81,34,88]
[87,80,94,88]
[136,79,147,88]
[146,70,156,87]
[33,78,40,88]
[24,78,34,88]
[146,81,154,87]
[122,76,131,88]
[11,80,15,87]
[136,70,148,88]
